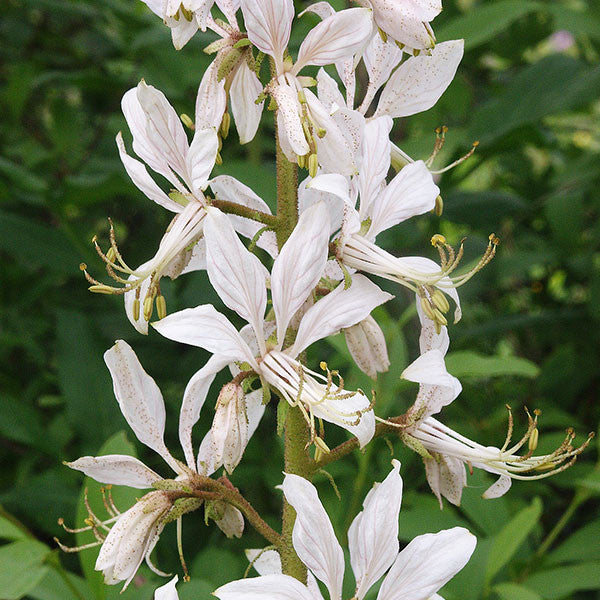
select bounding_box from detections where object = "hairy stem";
[210,198,278,227]
[197,478,282,547]
[275,126,298,248]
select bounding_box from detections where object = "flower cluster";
[59,0,593,597]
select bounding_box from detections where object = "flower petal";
[104,341,180,473]
[215,504,245,538]
[377,527,476,600]
[245,549,282,576]
[361,35,403,113]
[368,161,439,238]
[116,133,182,212]
[214,574,316,600]
[375,40,464,119]
[482,475,512,499]
[424,454,466,508]
[344,316,390,380]
[155,575,179,600]
[271,81,310,157]
[179,354,232,470]
[241,0,294,69]
[196,61,227,130]
[281,474,344,600]
[348,460,403,599]
[296,8,373,71]
[271,201,330,348]
[152,305,257,367]
[204,207,267,347]
[231,61,264,144]
[187,127,218,193]
[67,455,161,489]
[292,275,393,356]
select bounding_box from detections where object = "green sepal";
[163,497,204,524]
[277,399,289,437]
[400,433,433,459]
[152,479,193,494]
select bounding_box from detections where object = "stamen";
[177,517,190,582]
[430,141,479,175]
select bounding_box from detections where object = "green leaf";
[523,562,600,599]
[437,1,541,50]
[469,55,600,144]
[0,539,51,599]
[0,211,79,275]
[547,519,600,565]
[74,431,140,600]
[485,497,542,584]
[492,582,542,600]
[445,351,539,379]
[0,511,27,541]
[28,567,91,600]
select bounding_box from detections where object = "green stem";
[275,124,298,248]
[210,198,278,227]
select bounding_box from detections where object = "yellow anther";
[433,309,448,327]
[180,113,194,130]
[215,152,223,166]
[79,263,87,271]
[489,233,500,245]
[88,284,116,295]
[319,361,328,371]
[106,247,117,263]
[316,127,326,139]
[220,112,231,139]
[133,298,140,321]
[297,153,306,169]
[528,428,539,452]
[314,436,330,454]
[431,234,446,247]
[297,89,307,104]
[156,295,167,320]
[419,297,437,321]
[308,154,319,178]
[434,195,444,216]
[143,296,154,321]
[473,140,480,147]
[432,289,450,313]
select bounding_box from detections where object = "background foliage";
[1,0,600,598]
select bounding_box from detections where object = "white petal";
[179,355,231,470]
[316,68,346,111]
[152,305,257,367]
[136,81,191,187]
[369,161,438,238]
[377,528,476,600]
[215,504,245,538]
[357,116,392,217]
[155,575,179,600]
[215,0,240,24]
[299,175,347,237]
[306,173,352,207]
[416,299,449,355]
[361,35,403,113]
[402,349,462,419]
[245,549,282,576]
[344,315,390,380]
[296,8,373,71]
[116,133,182,212]
[271,81,310,157]
[313,389,375,449]
[241,0,293,69]
[482,475,512,499]
[231,62,264,144]
[104,341,179,472]
[67,455,161,489]
[169,14,199,50]
[124,260,153,335]
[330,108,365,169]
[215,574,316,600]
[196,61,227,130]
[424,454,466,508]
[187,127,218,193]
[376,40,464,119]
[299,1,334,20]
[281,474,344,600]
[271,202,330,347]
[348,460,403,599]
[209,175,278,257]
[304,90,356,175]
[292,275,392,356]
[204,207,267,346]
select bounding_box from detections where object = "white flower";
[344,315,390,380]
[140,0,216,49]
[155,575,180,599]
[66,340,250,587]
[240,0,373,173]
[215,461,477,600]
[153,202,392,448]
[410,415,594,506]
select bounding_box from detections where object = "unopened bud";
[133,298,140,321]
[156,295,167,320]
[220,112,231,139]
[143,296,154,321]
[308,153,318,177]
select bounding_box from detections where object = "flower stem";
[210,198,278,227]
[275,124,298,249]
